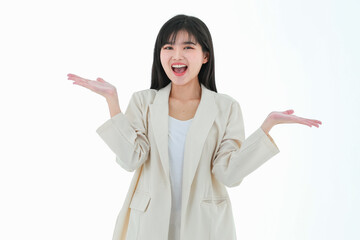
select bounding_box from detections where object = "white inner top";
[168,115,193,240]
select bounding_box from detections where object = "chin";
[170,79,188,86]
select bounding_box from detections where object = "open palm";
[269,109,322,128]
[67,73,117,99]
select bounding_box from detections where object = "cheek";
[160,52,169,69]
[190,56,205,70]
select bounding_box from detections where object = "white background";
[1,0,359,239]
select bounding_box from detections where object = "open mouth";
[171,64,188,76]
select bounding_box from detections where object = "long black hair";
[150,14,217,92]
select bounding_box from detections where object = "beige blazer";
[96,82,280,240]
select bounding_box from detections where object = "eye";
[163,46,173,50]
[184,46,194,49]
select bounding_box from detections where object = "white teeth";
[172,65,187,68]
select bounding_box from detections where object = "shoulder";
[129,88,157,107]
[211,90,241,109]
[133,88,157,100]
[209,91,244,123]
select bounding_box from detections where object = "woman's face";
[160,30,208,87]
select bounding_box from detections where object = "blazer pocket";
[126,191,151,240]
[200,195,228,207]
[200,196,232,240]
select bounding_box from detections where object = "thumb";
[96,77,106,83]
[283,109,294,115]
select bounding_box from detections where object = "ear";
[203,52,209,64]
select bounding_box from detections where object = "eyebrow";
[164,41,197,45]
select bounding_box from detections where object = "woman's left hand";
[261,109,322,133]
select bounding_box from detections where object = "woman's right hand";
[67,73,117,99]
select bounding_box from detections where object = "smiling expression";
[160,30,209,86]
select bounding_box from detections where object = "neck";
[169,80,201,101]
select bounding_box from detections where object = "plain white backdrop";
[1,0,359,239]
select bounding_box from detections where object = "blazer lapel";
[149,82,218,199]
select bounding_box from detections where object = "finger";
[303,119,321,128]
[308,120,321,127]
[310,119,322,124]
[67,73,82,78]
[96,77,106,83]
[301,120,313,127]
[68,75,82,81]
[299,118,322,126]
[71,77,91,85]
[292,115,313,122]
[67,74,81,80]
[295,116,322,124]
[291,118,312,127]
[73,81,96,92]
[73,81,88,87]
[282,109,294,115]
[68,74,92,83]
[73,78,90,86]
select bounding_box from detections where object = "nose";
[172,47,183,60]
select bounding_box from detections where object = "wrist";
[106,92,119,103]
[105,93,121,118]
[261,117,275,134]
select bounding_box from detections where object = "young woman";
[67,14,321,240]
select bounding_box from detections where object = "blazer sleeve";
[95,92,150,172]
[211,100,280,187]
